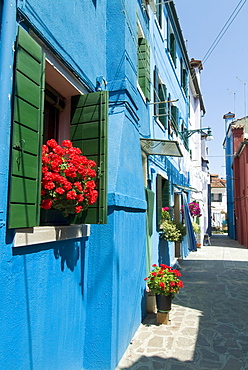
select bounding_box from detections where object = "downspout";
[0,0,16,225]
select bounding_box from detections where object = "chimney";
[223,112,235,133]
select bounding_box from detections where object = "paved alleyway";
[116,235,248,370]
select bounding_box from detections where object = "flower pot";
[156,294,172,313]
[40,209,70,226]
[146,293,156,313]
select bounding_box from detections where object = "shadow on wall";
[12,238,85,272]
[158,238,170,266]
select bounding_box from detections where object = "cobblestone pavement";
[116,235,248,370]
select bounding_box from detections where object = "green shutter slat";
[16,46,42,85]
[17,27,43,63]
[13,97,40,131]
[15,71,41,108]
[12,124,40,156]
[9,177,37,203]
[9,204,37,229]
[11,149,39,179]
[8,27,44,228]
[70,90,108,224]
[156,174,162,229]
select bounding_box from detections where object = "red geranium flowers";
[144,263,184,298]
[41,139,98,216]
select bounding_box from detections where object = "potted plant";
[144,264,184,313]
[40,139,98,224]
[160,208,186,242]
[192,222,201,248]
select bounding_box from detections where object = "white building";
[188,59,211,243]
[210,174,227,230]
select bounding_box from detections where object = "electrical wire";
[201,0,247,65]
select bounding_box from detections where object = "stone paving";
[116,235,248,370]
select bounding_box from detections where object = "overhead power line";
[202,0,247,65]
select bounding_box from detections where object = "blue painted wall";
[225,133,236,239]
[1,1,191,369]
[1,1,147,369]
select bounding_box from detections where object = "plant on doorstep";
[41,139,98,217]
[144,264,184,299]
[160,207,186,242]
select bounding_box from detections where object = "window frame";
[9,27,108,238]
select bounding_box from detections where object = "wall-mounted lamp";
[180,127,213,141]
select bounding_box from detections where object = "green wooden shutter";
[182,69,187,93]
[154,66,159,117]
[170,33,176,66]
[156,174,163,229]
[8,27,45,228]
[171,105,179,135]
[162,179,170,209]
[70,91,108,224]
[158,83,167,129]
[138,38,151,101]
[156,175,170,229]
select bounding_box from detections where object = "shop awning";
[140,139,182,157]
[173,184,200,193]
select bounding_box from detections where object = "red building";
[232,118,248,248]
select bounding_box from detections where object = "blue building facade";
[0,1,193,369]
[223,112,236,239]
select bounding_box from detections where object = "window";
[180,58,187,94]
[169,31,176,66]
[211,193,223,202]
[137,36,151,101]
[170,105,179,135]
[153,66,168,129]
[8,27,108,228]
[155,0,162,28]
[156,174,170,229]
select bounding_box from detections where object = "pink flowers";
[181,202,202,218]
[41,139,98,216]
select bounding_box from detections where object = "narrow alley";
[116,235,248,370]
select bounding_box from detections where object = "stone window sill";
[14,225,90,247]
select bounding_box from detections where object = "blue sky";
[174,0,248,178]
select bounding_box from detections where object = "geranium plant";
[181,202,202,218]
[41,139,98,217]
[144,264,184,298]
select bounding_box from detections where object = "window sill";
[14,224,90,247]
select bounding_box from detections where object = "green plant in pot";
[160,208,186,242]
[144,264,184,312]
[192,222,201,245]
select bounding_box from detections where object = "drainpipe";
[0,0,16,224]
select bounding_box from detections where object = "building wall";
[0,1,194,369]
[233,133,248,248]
